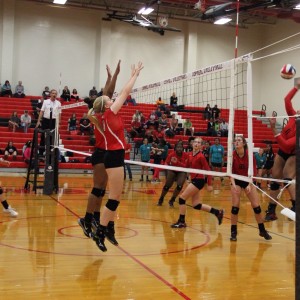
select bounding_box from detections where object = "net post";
[296,118,300,297]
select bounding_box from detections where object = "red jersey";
[276,87,297,154]
[165,151,189,168]
[187,151,212,185]
[232,150,256,176]
[102,109,125,150]
[124,143,131,160]
[94,114,106,149]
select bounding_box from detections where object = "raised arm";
[111,62,143,114]
[104,60,121,98]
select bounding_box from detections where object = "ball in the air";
[280,64,296,79]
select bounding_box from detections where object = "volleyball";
[280,64,296,79]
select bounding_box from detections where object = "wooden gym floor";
[0,173,295,300]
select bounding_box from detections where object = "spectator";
[204,104,212,120]
[126,94,137,106]
[151,139,168,182]
[23,140,32,164]
[214,119,220,136]
[156,97,165,107]
[4,141,17,160]
[146,111,158,130]
[14,81,25,98]
[71,88,80,101]
[170,92,178,109]
[20,110,32,133]
[154,106,162,119]
[97,87,103,97]
[207,118,217,136]
[89,86,98,100]
[34,96,45,119]
[220,119,229,137]
[183,118,194,136]
[209,138,225,180]
[68,113,77,132]
[8,111,20,132]
[139,138,152,182]
[184,136,195,153]
[79,113,92,135]
[124,136,133,181]
[1,80,13,97]
[60,86,71,102]
[42,86,51,99]
[202,140,210,163]
[158,113,168,131]
[254,148,266,188]
[212,104,221,120]
[130,116,143,138]
[132,110,142,122]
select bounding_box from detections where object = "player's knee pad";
[193,203,202,210]
[163,185,170,192]
[176,185,183,192]
[178,198,186,205]
[91,187,105,198]
[253,206,261,214]
[270,182,280,191]
[231,206,239,215]
[105,199,120,211]
[283,178,293,187]
[0,187,3,195]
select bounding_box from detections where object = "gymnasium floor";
[0,173,295,300]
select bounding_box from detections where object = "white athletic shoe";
[3,206,18,217]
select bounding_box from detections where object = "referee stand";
[24,127,59,195]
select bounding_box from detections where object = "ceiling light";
[53,0,67,4]
[214,17,232,25]
[138,7,154,15]
[295,4,300,10]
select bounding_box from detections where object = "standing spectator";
[68,113,77,132]
[139,138,152,182]
[230,136,271,241]
[34,96,45,119]
[4,141,17,160]
[204,104,212,120]
[35,89,61,154]
[254,148,266,188]
[220,119,229,137]
[79,113,92,135]
[0,157,18,217]
[42,86,51,99]
[183,118,194,136]
[124,136,133,181]
[20,110,32,133]
[89,86,98,100]
[71,88,80,101]
[212,104,221,120]
[8,111,20,132]
[170,92,178,109]
[60,86,71,102]
[14,81,25,98]
[209,138,225,180]
[170,137,224,228]
[1,80,13,97]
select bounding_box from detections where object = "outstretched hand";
[106,65,112,78]
[131,62,144,77]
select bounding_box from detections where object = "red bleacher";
[0,96,277,170]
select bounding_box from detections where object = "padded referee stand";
[24,128,59,195]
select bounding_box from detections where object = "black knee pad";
[178,198,186,205]
[176,185,183,192]
[91,187,105,197]
[253,206,261,214]
[231,206,239,215]
[163,185,170,192]
[270,182,280,191]
[0,187,3,195]
[283,178,293,187]
[105,199,120,211]
[193,203,202,210]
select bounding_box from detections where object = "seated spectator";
[4,141,17,160]
[207,118,217,136]
[220,119,229,137]
[170,92,178,109]
[132,110,142,122]
[212,104,220,120]
[204,104,212,120]
[20,110,32,133]
[183,118,194,136]
[60,86,71,102]
[97,88,103,97]
[214,119,220,136]
[130,116,143,138]
[8,111,20,132]
[42,86,51,99]
[14,81,25,98]
[34,97,44,119]
[156,97,165,107]
[68,113,77,132]
[79,113,92,135]
[146,111,158,130]
[154,107,162,119]
[71,88,80,101]
[169,113,179,133]
[89,86,98,100]
[158,113,168,131]
[23,140,32,164]
[1,80,13,97]
[153,127,164,143]
[126,95,137,106]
